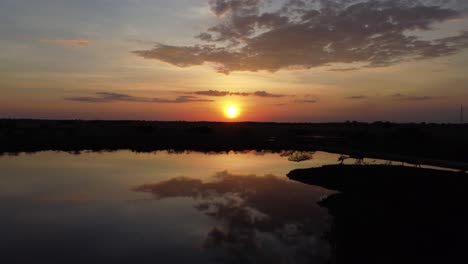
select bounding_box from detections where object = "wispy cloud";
[65,92,214,103]
[294,99,318,104]
[293,94,320,104]
[39,38,91,47]
[193,90,231,97]
[134,0,468,74]
[391,93,444,101]
[186,90,286,98]
[253,91,286,98]
[329,68,361,72]
[345,95,367,100]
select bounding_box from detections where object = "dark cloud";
[294,94,320,103]
[65,92,214,103]
[187,90,287,97]
[208,0,262,17]
[328,67,361,72]
[193,90,231,96]
[295,99,318,103]
[253,90,286,97]
[294,95,319,103]
[391,93,444,101]
[134,0,468,74]
[230,91,251,96]
[345,95,367,99]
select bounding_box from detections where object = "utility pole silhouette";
[461,105,464,124]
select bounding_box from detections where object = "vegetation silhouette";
[288,165,468,264]
[1,119,468,170]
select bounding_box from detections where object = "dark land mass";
[288,165,468,264]
[1,119,467,168]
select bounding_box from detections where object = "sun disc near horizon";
[224,105,240,119]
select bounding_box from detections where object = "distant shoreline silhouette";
[1,119,467,170]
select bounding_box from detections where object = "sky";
[1,0,468,122]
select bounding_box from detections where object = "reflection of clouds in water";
[135,170,332,264]
[280,150,315,162]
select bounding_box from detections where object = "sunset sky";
[1,0,468,122]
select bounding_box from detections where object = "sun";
[224,105,240,119]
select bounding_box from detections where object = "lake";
[0,150,341,264]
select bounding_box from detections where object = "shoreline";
[1,119,467,170]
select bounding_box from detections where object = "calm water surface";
[0,150,341,263]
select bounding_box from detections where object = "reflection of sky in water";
[0,151,338,263]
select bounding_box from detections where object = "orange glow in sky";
[1,1,468,122]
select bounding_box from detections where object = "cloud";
[230,91,251,96]
[187,90,286,97]
[193,90,231,96]
[253,91,286,98]
[345,95,367,100]
[328,68,361,72]
[134,0,468,74]
[39,38,91,47]
[294,99,318,104]
[294,95,319,104]
[65,92,214,103]
[391,93,443,101]
[208,0,262,17]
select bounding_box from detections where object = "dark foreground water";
[0,150,341,264]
